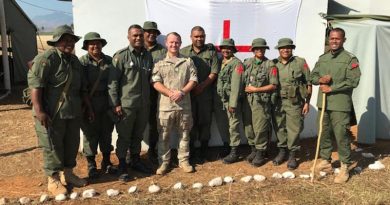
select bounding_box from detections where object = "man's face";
[56,34,76,54]
[253,47,266,59]
[190,30,205,48]
[278,46,293,59]
[87,40,102,56]
[128,28,144,49]
[144,29,159,44]
[329,31,345,51]
[221,47,234,59]
[166,34,181,54]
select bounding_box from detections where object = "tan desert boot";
[63,168,88,187]
[179,161,194,173]
[156,162,169,175]
[48,173,67,196]
[312,159,332,179]
[334,163,350,184]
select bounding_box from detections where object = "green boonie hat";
[47,25,81,46]
[219,38,237,53]
[143,21,161,35]
[275,38,296,49]
[82,32,107,50]
[250,38,269,50]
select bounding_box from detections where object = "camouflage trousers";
[157,110,193,165]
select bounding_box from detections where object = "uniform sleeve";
[151,62,163,83]
[268,61,279,86]
[229,61,244,108]
[27,55,50,88]
[107,54,123,107]
[188,59,198,83]
[210,50,219,75]
[310,60,321,85]
[302,59,311,85]
[330,57,361,92]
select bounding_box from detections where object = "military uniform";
[180,43,219,160]
[151,55,198,166]
[311,48,361,165]
[108,45,153,161]
[243,57,278,151]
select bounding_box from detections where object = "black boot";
[101,153,117,174]
[131,154,152,174]
[118,158,130,182]
[246,145,256,163]
[220,142,230,158]
[200,140,209,161]
[287,151,298,170]
[86,156,99,179]
[223,146,239,164]
[273,148,287,165]
[252,150,267,167]
[147,143,158,164]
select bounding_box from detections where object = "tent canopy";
[0,0,37,85]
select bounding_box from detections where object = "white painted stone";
[192,183,203,189]
[39,194,49,203]
[282,171,295,179]
[272,172,283,179]
[82,189,97,198]
[55,194,66,201]
[319,171,327,177]
[0,198,8,205]
[253,174,266,182]
[362,152,375,158]
[19,197,31,204]
[70,192,78,200]
[223,176,234,183]
[148,185,161,193]
[354,148,363,152]
[128,186,137,193]
[240,175,252,183]
[334,168,340,174]
[107,189,120,197]
[208,177,223,187]
[368,161,385,170]
[173,182,183,190]
[299,174,310,179]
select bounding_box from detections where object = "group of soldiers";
[28,22,361,196]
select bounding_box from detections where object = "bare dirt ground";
[1,86,390,204]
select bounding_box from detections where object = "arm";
[328,58,361,93]
[229,62,244,111]
[108,54,123,116]
[31,88,50,128]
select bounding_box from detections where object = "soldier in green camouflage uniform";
[143,21,167,163]
[108,24,153,181]
[28,25,88,195]
[180,26,219,164]
[152,32,198,175]
[79,32,115,179]
[311,28,361,183]
[271,38,312,170]
[217,38,245,164]
[242,38,279,167]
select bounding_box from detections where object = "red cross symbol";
[216,20,251,52]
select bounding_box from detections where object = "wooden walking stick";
[311,92,326,182]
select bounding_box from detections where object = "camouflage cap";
[47,25,81,46]
[82,32,107,50]
[250,38,269,50]
[219,38,237,53]
[275,38,296,49]
[143,21,161,35]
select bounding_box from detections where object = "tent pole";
[0,0,11,98]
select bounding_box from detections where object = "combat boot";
[63,168,88,187]
[47,173,67,196]
[273,148,287,165]
[156,162,169,175]
[334,163,350,184]
[252,150,267,167]
[199,140,209,162]
[312,159,332,179]
[246,145,257,163]
[219,142,230,158]
[86,156,99,179]
[101,152,117,174]
[179,161,194,173]
[118,158,130,182]
[223,146,239,164]
[287,151,298,170]
[131,154,152,174]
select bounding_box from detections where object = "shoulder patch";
[271,67,278,76]
[303,60,309,70]
[235,64,244,74]
[351,62,359,69]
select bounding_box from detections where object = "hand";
[228,106,235,113]
[191,84,204,96]
[302,103,310,116]
[114,106,123,116]
[169,90,184,102]
[319,75,332,84]
[245,85,258,93]
[320,84,332,93]
[35,110,50,128]
[87,107,95,122]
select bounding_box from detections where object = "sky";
[16,0,73,19]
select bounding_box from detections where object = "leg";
[178,111,194,173]
[156,111,173,175]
